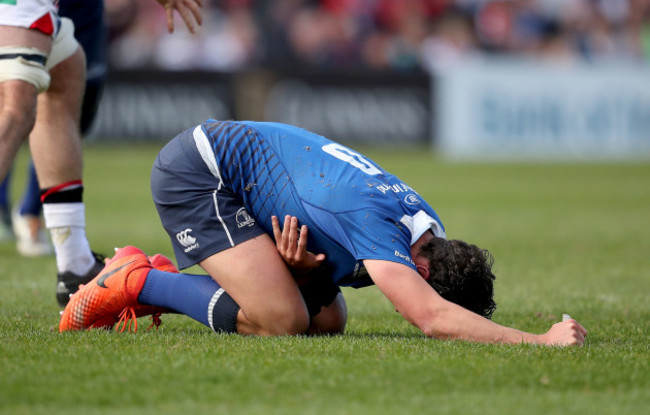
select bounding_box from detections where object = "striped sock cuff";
[207,288,240,333]
[40,180,83,203]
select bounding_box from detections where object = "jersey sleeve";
[300,201,417,270]
[340,209,418,268]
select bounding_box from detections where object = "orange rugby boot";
[121,253,180,331]
[59,246,153,332]
[148,254,179,273]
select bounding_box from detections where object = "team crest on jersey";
[404,194,421,205]
[176,228,199,253]
[236,208,255,228]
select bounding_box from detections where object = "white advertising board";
[435,59,650,160]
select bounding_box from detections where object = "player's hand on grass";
[539,318,588,346]
[272,215,326,271]
[156,0,203,34]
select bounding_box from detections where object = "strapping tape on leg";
[0,47,50,92]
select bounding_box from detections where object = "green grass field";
[1,144,648,415]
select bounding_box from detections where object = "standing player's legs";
[11,0,107,258]
[27,20,104,305]
[13,0,106,258]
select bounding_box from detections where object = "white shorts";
[0,0,59,36]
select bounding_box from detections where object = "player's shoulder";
[240,121,314,140]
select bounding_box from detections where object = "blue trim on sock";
[138,269,222,328]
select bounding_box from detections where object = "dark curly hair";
[417,237,497,319]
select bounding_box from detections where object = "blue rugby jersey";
[196,120,446,288]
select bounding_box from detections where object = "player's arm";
[155,0,203,34]
[272,215,326,272]
[364,259,587,346]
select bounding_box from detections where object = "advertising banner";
[90,70,430,145]
[265,73,430,145]
[88,71,233,141]
[435,59,650,160]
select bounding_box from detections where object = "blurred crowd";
[105,0,650,72]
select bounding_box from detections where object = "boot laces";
[115,308,163,332]
[116,307,138,332]
[148,313,163,331]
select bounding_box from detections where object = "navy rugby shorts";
[151,127,265,270]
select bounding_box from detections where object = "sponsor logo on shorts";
[404,194,421,205]
[176,228,199,253]
[236,207,255,228]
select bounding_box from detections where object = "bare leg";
[29,45,99,292]
[29,47,85,187]
[200,234,310,336]
[0,26,51,181]
[0,80,36,181]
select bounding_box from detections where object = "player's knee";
[0,88,37,136]
[308,294,348,335]
[261,305,310,336]
[309,313,346,335]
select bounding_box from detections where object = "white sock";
[43,202,95,275]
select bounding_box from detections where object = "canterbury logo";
[96,261,135,288]
[176,228,200,253]
[176,228,197,247]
